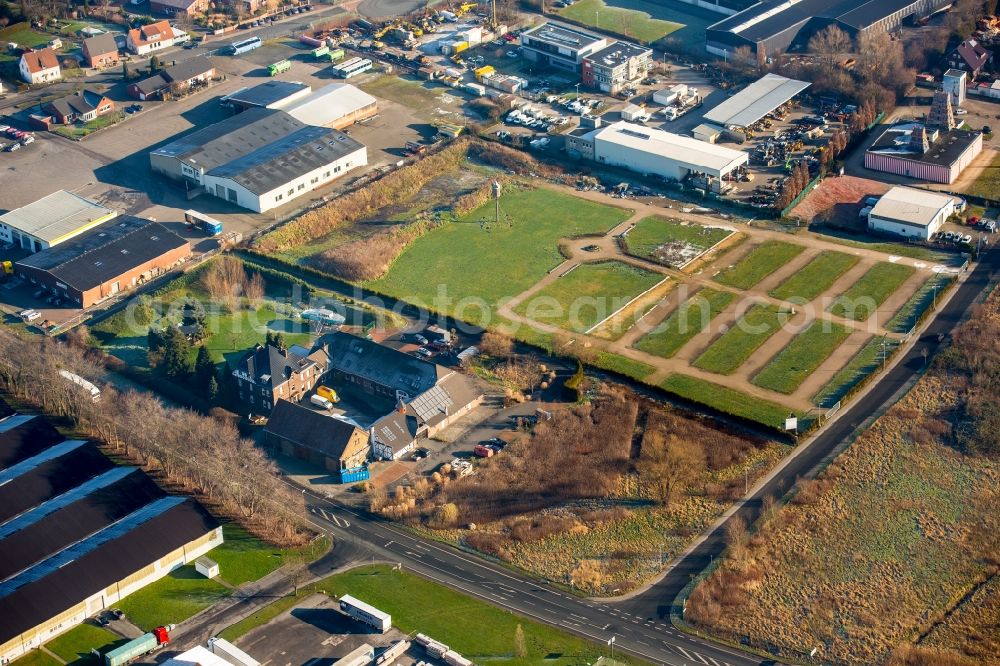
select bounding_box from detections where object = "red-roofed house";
[19,48,61,85]
[126,20,188,55]
[947,38,993,78]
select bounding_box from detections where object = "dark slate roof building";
[320,331,449,402]
[15,216,190,307]
[263,399,370,472]
[706,0,952,59]
[222,80,311,111]
[0,410,222,662]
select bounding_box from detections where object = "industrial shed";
[150,108,367,213]
[706,0,952,59]
[0,190,117,254]
[0,410,222,664]
[864,123,983,184]
[867,186,961,240]
[702,73,809,129]
[573,120,748,184]
[278,83,378,129]
[15,216,190,308]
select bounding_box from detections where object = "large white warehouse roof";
[703,73,810,128]
[278,83,377,127]
[589,121,748,177]
[869,186,961,228]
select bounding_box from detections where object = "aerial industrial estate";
[1,0,999,665]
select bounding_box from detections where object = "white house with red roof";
[126,20,188,56]
[19,48,61,85]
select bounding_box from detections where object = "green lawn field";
[8,652,61,666]
[116,566,230,631]
[44,625,120,666]
[555,0,683,43]
[623,217,732,268]
[752,320,852,394]
[514,261,662,332]
[694,304,787,375]
[961,150,1000,199]
[660,374,794,429]
[205,524,328,587]
[768,251,859,302]
[633,288,735,358]
[368,188,631,325]
[0,23,52,48]
[316,566,638,665]
[813,336,898,408]
[828,262,915,321]
[593,351,656,380]
[713,241,805,290]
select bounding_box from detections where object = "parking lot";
[232,594,430,666]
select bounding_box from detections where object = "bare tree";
[638,432,705,506]
[808,25,852,63]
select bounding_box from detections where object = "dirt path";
[495,183,957,412]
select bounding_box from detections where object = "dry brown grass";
[789,175,890,227]
[309,218,439,282]
[687,289,1000,664]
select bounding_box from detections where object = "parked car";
[415,347,433,358]
[411,447,429,460]
[5,143,19,152]
[962,234,973,244]
[20,135,34,145]
[506,50,519,58]
[411,333,429,345]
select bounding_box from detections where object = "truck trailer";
[207,638,260,666]
[339,595,391,633]
[332,644,374,666]
[104,626,171,666]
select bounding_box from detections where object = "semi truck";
[184,209,223,236]
[268,59,291,76]
[103,626,172,666]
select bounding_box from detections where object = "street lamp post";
[607,636,615,662]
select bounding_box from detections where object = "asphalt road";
[293,246,997,666]
[300,496,766,666]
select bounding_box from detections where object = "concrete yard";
[233,594,426,666]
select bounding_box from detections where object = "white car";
[506,50,519,58]
[0,125,9,133]
[20,135,34,145]
[955,108,968,115]
[19,309,41,322]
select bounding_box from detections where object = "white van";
[310,394,334,410]
[19,309,40,322]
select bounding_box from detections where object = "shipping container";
[414,634,434,647]
[208,639,260,666]
[443,651,472,666]
[473,65,494,81]
[338,466,370,484]
[332,644,375,666]
[464,82,486,97]
[103,627,173,666]
[339,594,391,632]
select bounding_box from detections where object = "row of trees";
[0,328,308,545]
[774,160,813,211]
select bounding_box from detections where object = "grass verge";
[828,262,915,321]
[885,274,953,334]
[768,251,859,302]
[44,625,120,665]
[693,304,786,375]
[812,336,898,408]
[207,524,329,587]
[752,320,852,394]
[713,241,804,290]
[116,566,230,631]
[632,289,735,358]
[660,374,794,429]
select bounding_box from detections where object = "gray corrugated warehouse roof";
[0,191,116,243]
[225,80,311,108]
[702,73,810,128]
[208,126,363,195]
